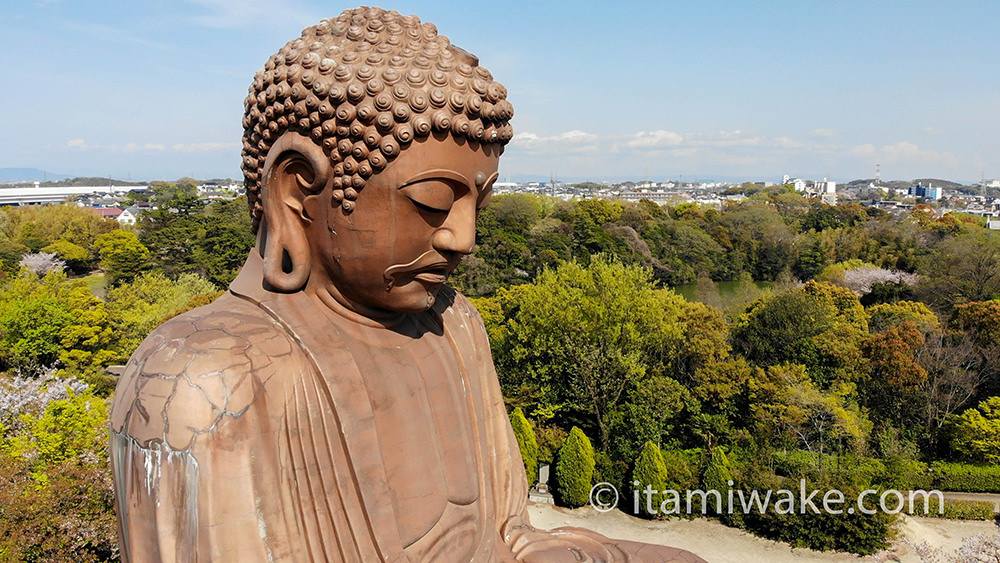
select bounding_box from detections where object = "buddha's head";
[242,7,513,318]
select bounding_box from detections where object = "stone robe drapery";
[109,252,705,563]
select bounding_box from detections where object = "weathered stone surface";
[109,6,705,562]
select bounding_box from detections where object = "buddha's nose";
[432,203,476,255]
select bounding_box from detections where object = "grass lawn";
[82,272,107,298]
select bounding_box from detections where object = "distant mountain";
[0,168,72,182]
[39,177,143,187]
[505,173,742,185]
[912,178,967,190]
[842,177,976,190]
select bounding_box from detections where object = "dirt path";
[526,502,998,562]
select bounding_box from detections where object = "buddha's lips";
[383,251,452,287]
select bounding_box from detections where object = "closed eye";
[399,181,455,212]
[411,198,447,214]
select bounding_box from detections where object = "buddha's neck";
[306,279,408,329]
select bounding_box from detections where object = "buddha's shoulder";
[109,292,310,450]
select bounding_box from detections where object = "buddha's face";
[311,133,500,316]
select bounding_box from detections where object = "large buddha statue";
[109,7,706,562]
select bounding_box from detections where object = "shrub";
[509,407,538,486]
[860,280,916,307]
[661,449,699,492]
[906,498,996,520]
[534,424,567,465]
[931,462,1000,493]
[0,456,118,563]
[0,379,117,561]
[880,458,933,491]
[740,477,894,555]
[866,300,939,333]
[632,441,670,518]
[554,426,595,508]
[594,451,628,507]
[702,447,741,526]
[947,397,1000,465]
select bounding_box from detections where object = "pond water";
[671,279,774,311]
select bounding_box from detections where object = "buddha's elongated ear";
[259,132,330,292]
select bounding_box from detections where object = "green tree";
[867,300,940,333]
[105,271,218,360]
[485,256,685,449]
[93,229,150,286]
[609,376,693,459]
[0,383,117,562]
[40,239,91,274]
[631,441,670,518]
[190,197,255,286]
[2,391,107,468]
[0,240,30,274]
[918,230,1000,309]
[56,282,116,392]
[860,280,916,306]
[510,407,539,486]
[732,282,868,387]
[0,272,75,375]
[751,364,871,461]
[948,396,1000,464]
[689,358,762,443]
[554,426,595,508]
[0,203,117,252]
[0,270,116,384]
[951,299,1000,346]
[701,447,739,524]
[674,300,730,382]
[860,322,927,428]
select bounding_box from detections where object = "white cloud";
[811,128,836,138]
[689,130,763,148]
[851,141,959,168]
[170,142,240,152]
[625,130,683,149]
[772,136,802,149]
[68,138,230,153]
[510,130,599,153]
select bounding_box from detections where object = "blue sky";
[2,1,998,183]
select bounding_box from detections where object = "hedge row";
[770,451,934,490]
[931,462,1000,493]
[907,498,997,520]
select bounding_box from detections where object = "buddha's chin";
[371,281,443,315]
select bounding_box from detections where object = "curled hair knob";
[394,123,414,144]
[374,92,393,111]
[412,115,432,136]
[369,151,387,171]
[431,111,451,131]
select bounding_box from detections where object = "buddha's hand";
[502,521,623,562]
[502,519,708,563]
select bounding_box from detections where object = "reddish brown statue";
[109,7,706,562]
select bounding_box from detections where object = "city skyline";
[2,1,998,183]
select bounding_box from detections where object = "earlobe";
[259,132,331,292]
